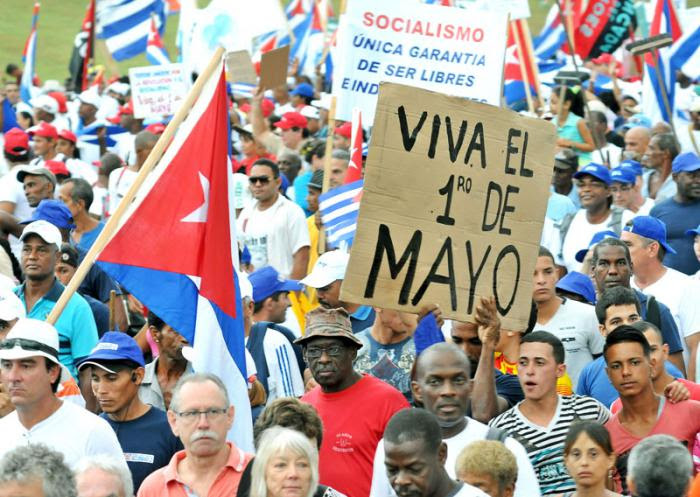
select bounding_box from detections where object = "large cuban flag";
[96,60,253,451]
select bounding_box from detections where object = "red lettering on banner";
[361,11,485,42]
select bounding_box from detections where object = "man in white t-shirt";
[560,163,630,272]
[0,319,125,469]
[107,130,157,214]
[0,129,34,258]
[237,159,310,279]
[622,216,700,382]
[370,343,541,497]
[533,247,604,386]
[610,166,654,221]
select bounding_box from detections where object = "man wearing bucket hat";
[298,307,409,497]
[0,318,124,468]
[622,216,700,382]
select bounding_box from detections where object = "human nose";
[439,379,457,397]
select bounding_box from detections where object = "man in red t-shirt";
[603,325,700,492]
[297,307,409,497]
[611,321,700,414]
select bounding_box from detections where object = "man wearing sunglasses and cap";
[0,318,124,468]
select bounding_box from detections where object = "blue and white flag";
[97,0,166,61]
[319,180,363,248]
[20,3,40,104]
[146,14,170,65]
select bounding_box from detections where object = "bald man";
[624,127,651,159]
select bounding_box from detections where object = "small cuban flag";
[146,14,170,66]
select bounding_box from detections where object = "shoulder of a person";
[568,393,608,413]
[488,405,516,427]
[136,466,168,495]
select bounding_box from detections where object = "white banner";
[128,64,189,119]
[332,0,508,123]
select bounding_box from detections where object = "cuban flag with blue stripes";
[146,14,170,65]
[20,3,40,104]
[96,61,253,451]
[533,5,567,59]
[319,180,363,249]
[97,0,166,61]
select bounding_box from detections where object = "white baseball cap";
[311,92,332,110]
[79,89,101,108]
[0,318,60,364]
[0,288,26,321]
[300,250,349,289]
[300,105,320,120]
[29,94,59,115]
[20,220,63,250]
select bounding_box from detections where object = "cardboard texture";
[340,82,555,330]
[259,45,290,90]
[226,50,257,84]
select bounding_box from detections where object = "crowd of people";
[1,15,700,497]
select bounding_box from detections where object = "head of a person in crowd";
[249,266,301,324]
[329,148,350,188]
[17,165,56,207]
[456,440,517,497]
[3,81,20,105]
[21,199,75,242]
[552,150,578,192]
[0,288,26,341]
[0,444,77,497]
[78,90,100,124]
[56,129,79,159]
[383,408,455,497]
[290,82,315,107]
[75,455,134,497]
[45,160,71,185]
[98,152,124,186]
[603,325,653,398]
[555,271,597,305]
[562,421,616,495]
[671,152,700,202]
[167,373,234,459]
[251,426,319,497]
[621,216,676,275]
[134,130,158,169]
[30,94,58,124]
[0,319,63,412]
[642,133,678,172]
[619,158,644,189]
[627,434,693,497]
[58,177,94,222]
[278,152,302,184]
[16,109,35,131]
[236,127,257,158]
[274,112,308,149]
[306,140,325,171]
[300,105,320,135]
[295,307,362,393]
[595,286,641,336]
[609,167,636,210]
[619,95,638,118]
[333,122,352,150]
[650,121,673,137]
[253,397,324,450]
[573,163,612,213]
[632,321,668,383]
[19,220,61,283]
[306,170,323,214]
[249,158,281,204]
[412,342,471,435]
[623,126,650,156]
[532,247,558,305]
[55,243,79,286]
[2,127,31,165]
[518,331,566,402]
[148,311,189,364]
[686,223,700,262]
[299,250,349,309]
[591,238,633,294]
[78,332,146,419]
[588,110,608,144]
[5,63,21,80]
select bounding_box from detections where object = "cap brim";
[77,361,118,373]
[575,249,589,263]
[0,347,59,365]
[685,229,700,237]
[274,122,292,130]
[660,241,677,254]
[299,270,336,289]
[294,332,363,347]
[279,280,303,293]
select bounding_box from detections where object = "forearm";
[289,247,310,280]
[470,342,502,423]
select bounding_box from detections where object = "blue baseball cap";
[623,216,677,254]
[573,163,611,186]
[290,83,314,99]
[686,224,700,237]
[77,332,145,372]
[248,266,302,303]
[610,167,636,185]
[21,199,75,230]
[619,159,643,177]
[623,113,652,129]
[575,230,619,262]
[556,271,597,304]
[671,152,700,174]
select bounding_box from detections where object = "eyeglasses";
[305,345,345,359]
[0,338,58,358]
[175,407,228,423]
[249,176,272,185]
[610,185,632,193]
[466,337,482,346]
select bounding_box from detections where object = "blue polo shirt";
[15,279,98,378]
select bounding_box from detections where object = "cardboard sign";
[259,45,290,90]
[331,0,507,123]
[340,82,555,330]
[226,50,257,84]
[128,63,189,119]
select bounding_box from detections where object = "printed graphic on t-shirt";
[246,235,268,269]
[333,432,354,454]
[124,452,155,464]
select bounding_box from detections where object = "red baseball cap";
[44,160,70,177]
[57,129,77,144]
[274,112,308,130]
[27,121,59,140]
[145,122,166,134]
[239,98,275,118]
[3,128,30,156]
[47,92,68,114]
[334,121,352,139]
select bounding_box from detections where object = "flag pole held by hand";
[46,46,227,325]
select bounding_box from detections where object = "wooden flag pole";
[46,46,226,325]
[318,96,337,254]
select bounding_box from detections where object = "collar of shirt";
[162,442,247,485]
[350,305,372,321]
[16,278,64,304]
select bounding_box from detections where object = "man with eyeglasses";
[0,318,125,468]
[139,372,253,497]
[298,307,409,497]
[237,158,310,280]
[610,164,654,216]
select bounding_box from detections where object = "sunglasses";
[0,337,58,358]
[249,176,271,185]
